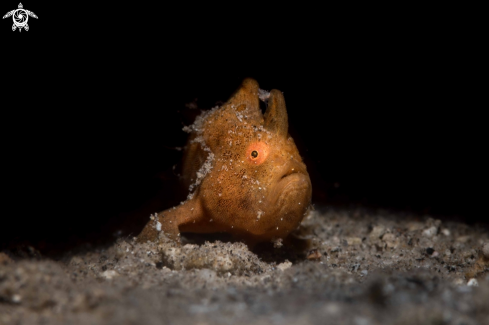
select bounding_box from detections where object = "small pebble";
[11,294,21,303]
[456,236,470,243]
[346,237,362,246]
[467,278,479,286]
[382,233,397,248]
[277,261,292,271]
[369,225,386,240]
[482,243,489,259]
[273,238,283,248]
[307,249,322,260]
[422,226,438,238]
[101,270,119,280]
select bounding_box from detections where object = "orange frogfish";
[138,78,312,247]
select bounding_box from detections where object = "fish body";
[138,79,312,246]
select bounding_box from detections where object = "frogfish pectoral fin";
[137,197,203,244]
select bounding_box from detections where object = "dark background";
[0,3,484,252]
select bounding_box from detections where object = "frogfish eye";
[246,142,269,165]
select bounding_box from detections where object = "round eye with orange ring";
[246,142,269,165]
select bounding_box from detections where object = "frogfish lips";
[265,161,312,228]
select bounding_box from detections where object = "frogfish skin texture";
[138,78,312,247]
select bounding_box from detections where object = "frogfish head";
[183,78,312,243]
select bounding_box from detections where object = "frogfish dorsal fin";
[224,78,263,121]
[264,89,288,138]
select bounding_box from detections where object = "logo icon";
[3,3,37,32]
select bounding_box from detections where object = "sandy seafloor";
[1,206,489,325]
